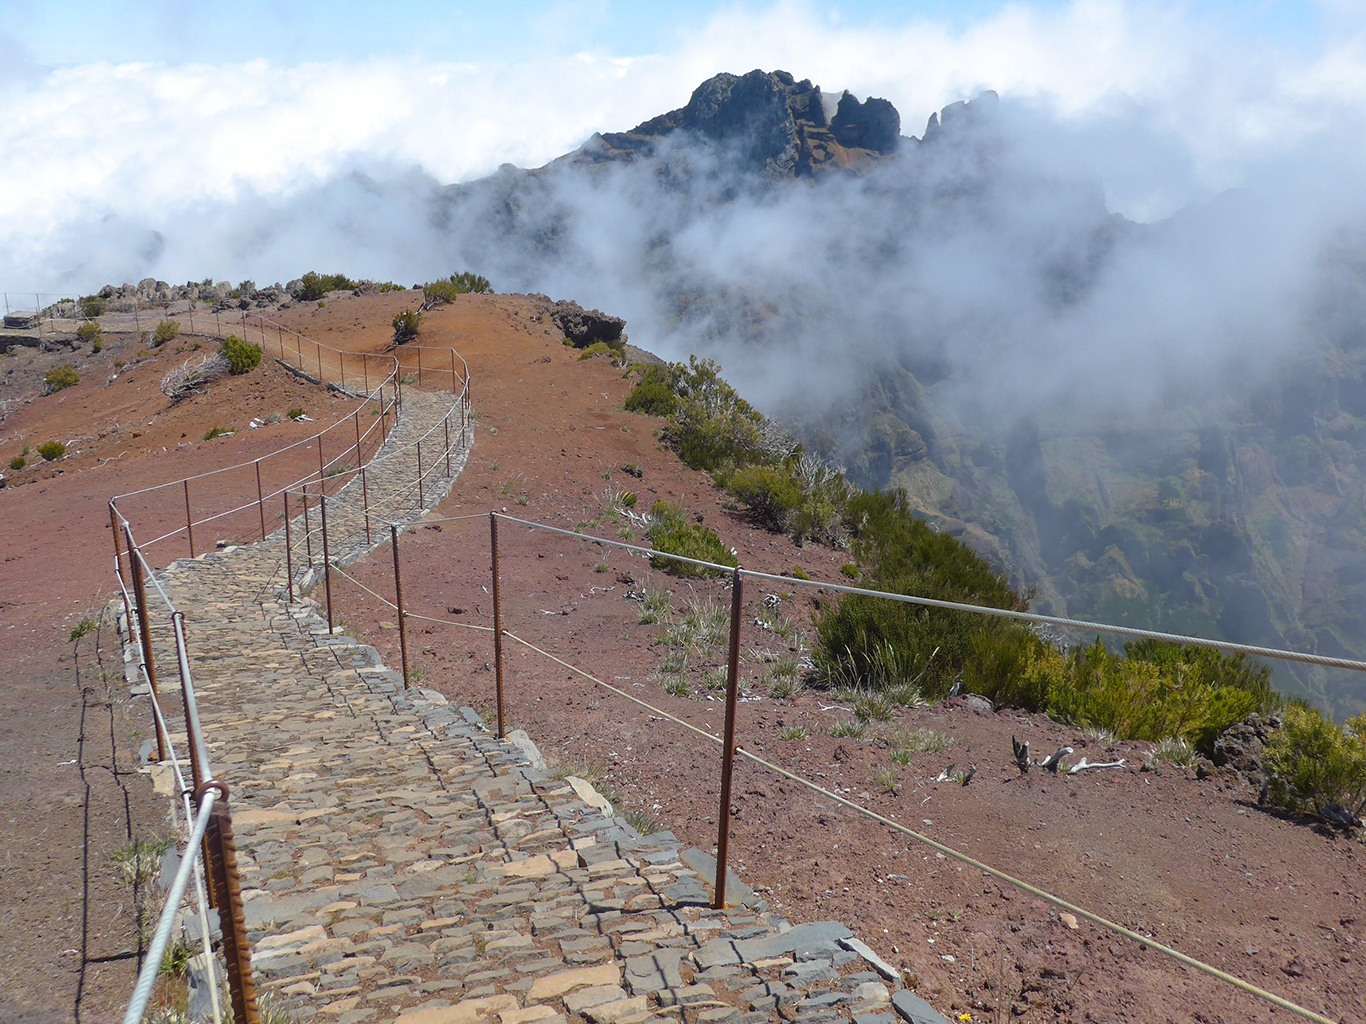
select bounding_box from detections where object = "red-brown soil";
[2,290,1362,1024]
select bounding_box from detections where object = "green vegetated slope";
[820,345,1366,719]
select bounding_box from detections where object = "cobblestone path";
[130,390,941,1024]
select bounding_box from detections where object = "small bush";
[392,308,421,343]
[38,441,66,461]
[68,618,95,642]
[203,426,233,440]
[422,271,493,306]
[288,407,305,420]
[79,295,104,318]
[577,341,620,363]
[645,500,736,578]
[8,456,24,471]
[1264,705,1366,821]
[296,271,356,301]
[219,335,261,375]
[76,321,101,345]
[840,563,861,579]
[728,465,803,531]
[624,366,680,417]
[152,320,180,346]
[44,364,80,393]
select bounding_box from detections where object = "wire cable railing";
[105,306,470,1024]
[309,504,1351,1024]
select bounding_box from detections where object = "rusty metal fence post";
[125,527,168,763]
[360,466,371,545]
[283,492,294,602]
[320,493,334,633]
[714,567,745,909]
[444,414,451,476]
[110,504,133,627]
[200,787,260,1024]
[184,479,195,557]
[301,485,313,566]
[255,461,266,541]
[490,513,506,738]
[391,525,410,690]
[416,438,424,506]
[170,610,216,909]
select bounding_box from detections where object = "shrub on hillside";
[422,271,493,306]
[76,321,101,346]
[391,308,421,344]
[645,500,737,578]
[9,456,25,471]
[79,295,104,318]
[219,335,261,375]
[1264,704,1366,823]
[38,441,66,461]
[623,366,679,417]
[296,271,356,301]
[576,341,621,363]
[728,465,803,531]
[152,320,180,346]
[44,364,80,393]
[162,353,230,403]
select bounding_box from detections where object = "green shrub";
[152,319,180,346]
[44,364,80,393]
[577,341,620,363]
[8,456,25,471]
[297,271,356,301]
[422,271,493,305]
[840,563,861,579]
[623,366,679,417]
[728,465,803,531]
[219,335,261,375]
[645,500,736,578]
[79,295,104,318]
[288,407,305,420]
[1264,705,1366,821]
[391,308,421,343]
[37,441,66,461]
[76,321,101,345]
[203,425,232,440]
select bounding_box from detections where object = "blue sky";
[2,0,1339,67]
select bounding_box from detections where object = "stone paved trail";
[129,389,943,1024]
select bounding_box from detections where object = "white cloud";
[3,0,1366,288]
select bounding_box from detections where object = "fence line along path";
[135,388,936,1024]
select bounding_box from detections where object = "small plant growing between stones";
[1147,736,1198,770]
[68,617,96,642]
[662,674,692,698]
[288,407,306,420]
[203,425,233,441]
[779,726,809,741]
[638,589,672,625]
[391,308,422,343]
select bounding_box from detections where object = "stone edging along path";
[121,388,951,1024]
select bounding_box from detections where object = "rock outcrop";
[529,295,627,348]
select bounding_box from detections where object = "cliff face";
[432,71,1366,717]
[566,69,901,177]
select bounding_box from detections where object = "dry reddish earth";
[1,290,1362,1024]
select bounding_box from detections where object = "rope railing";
[309,507,1349,1024]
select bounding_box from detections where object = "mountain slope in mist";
[428,69,1366,717]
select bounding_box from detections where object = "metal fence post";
[126,528,168,763]
[391,525,410,690]
[184,480,195,557]
[490,512,505,738]
[255,461,266,541]
[301,485,313,566]
[317,435,325,494]
[171,611,215,909]
[110,504,132,628]
[320,494,334,634]
[363,357,369,396]
[201,789,260,1024]
[360,466,372,545]
[416,345,423,386]
[450,349,457,392]
[444,414,451,476]
[714,567,745,909]
[283,493,294,602]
